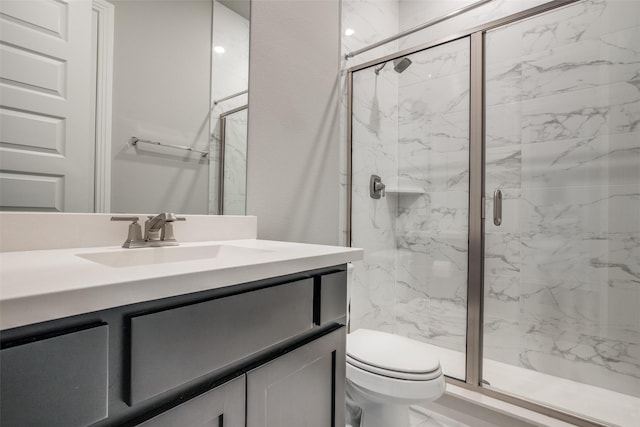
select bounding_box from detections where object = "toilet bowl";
[346,329,445,427]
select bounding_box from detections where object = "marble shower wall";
[483,0,640,397]
[342,0,400,332]
[350,64,401,334]
[348,15,472,367]
[393,38,470,355]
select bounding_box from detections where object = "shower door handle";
[493,189,502,226]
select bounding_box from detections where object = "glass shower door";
[482,1,640,425]
[220,107,248,215]
[350,37,471,381]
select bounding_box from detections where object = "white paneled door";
[0,0,94,212]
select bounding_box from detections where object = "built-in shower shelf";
[385,187,425,195]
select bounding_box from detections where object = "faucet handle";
[160,217,185,245]
[111,216,147,248]
[111,216,140,223]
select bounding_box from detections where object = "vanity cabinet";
[247,327,345,427]
[138,326,345,427]
[137,376,245,427]
[0,265,347,427]
[129,277,314,404]
[0,324,109,427]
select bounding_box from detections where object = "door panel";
[0,0,94,212]
[246,327,346,427]
[482,1,640,425]
[349,37,471,381]
[137,376,245,427]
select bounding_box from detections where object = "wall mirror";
[0,0,249,215]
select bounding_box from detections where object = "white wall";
[247,0,341,245]
[110,0,211,214]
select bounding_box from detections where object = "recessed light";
[344,28,355,37]
[214,46,225,54]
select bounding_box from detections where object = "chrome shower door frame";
[344,1,609,426]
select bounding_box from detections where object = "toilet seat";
[346,329,442,381]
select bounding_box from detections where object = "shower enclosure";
[346,1,639,426]
[218,105,248,215]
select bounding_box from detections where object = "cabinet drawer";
[129,278,314,404]
[0,324,109,427]
[137,376,245,427]
[317,270,347,325]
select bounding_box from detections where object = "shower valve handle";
[370,175,386,199]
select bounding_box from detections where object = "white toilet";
[345,328,446,427]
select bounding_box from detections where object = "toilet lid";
[347,329,441,379]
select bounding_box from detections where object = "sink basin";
[77,244,272,268]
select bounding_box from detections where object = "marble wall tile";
[396,233,469,294]
[521,35,640,100]
[398,40,471,86]
[340,0,400,244]
[485,103,523,148]
[519,334,640,397]
[518,278,640,396]
[350,257,397,333]
[485,145,521,189]
[397,191,469,234]
[395,295,468,353]
[349,7,402,334]
[521,133,640,189]
[515,0,640,57]
[520,83,638,144]
[484,274,521,365]
[399,72,470,115]
[520,185,640,234]
[604,231,640,290]
[399,110,470,154]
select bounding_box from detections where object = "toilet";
[345,329,445,427]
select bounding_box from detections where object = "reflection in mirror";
[219,106,248,215]
[209,0,250,215]
[0,0,249,215]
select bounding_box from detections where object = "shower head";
[393,57,412,73]
[374,57,412,75]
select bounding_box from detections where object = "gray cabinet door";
[137,376,245,427]
[246,327,346,427]
[0,324,109,427]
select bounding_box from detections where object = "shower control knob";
[370,174,386,199]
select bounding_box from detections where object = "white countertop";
[0,239,363,330]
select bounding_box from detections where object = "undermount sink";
[77,244,272,268]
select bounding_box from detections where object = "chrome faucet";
[144,213,185,246]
